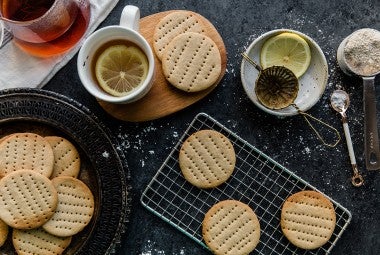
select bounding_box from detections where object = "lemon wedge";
[260,32,311,78]
[95,45,149,97]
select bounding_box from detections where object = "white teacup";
[77,5,155,104]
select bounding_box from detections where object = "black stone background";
[43,0,380,254]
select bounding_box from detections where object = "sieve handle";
[363,76,380,170]
[293,104,341,147]
[241,52,262,72]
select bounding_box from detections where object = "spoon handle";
[363,77,380,170]
[342,121,356,164]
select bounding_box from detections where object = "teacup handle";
[120,5,140,31]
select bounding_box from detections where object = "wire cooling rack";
[141,113,351,254]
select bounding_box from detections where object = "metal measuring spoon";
[330,90,364,187]
[337,29,380,170]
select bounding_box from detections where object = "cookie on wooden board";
[179,129,236,189]
[162,32,222,92]
[153,10,206,60]
[0,170,58,229]
[202,200,261,255]
[281,190,336,250]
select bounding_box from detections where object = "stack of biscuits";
[153,11,222,92]
[0,133,94,255]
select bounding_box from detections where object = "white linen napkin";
[0,0,119,89]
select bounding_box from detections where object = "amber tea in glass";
[0,0,91,57]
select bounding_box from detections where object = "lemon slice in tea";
[260,32,311,78]
[95,45,149,97]
[255,66,299,110]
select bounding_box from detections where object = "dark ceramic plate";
[0,88,130,255]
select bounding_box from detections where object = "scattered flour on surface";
[303,147,311,155]
[226,64,236,77]
[140,240,166,255]
[227,119,238,128]
[139,240,188,254]
[115,123,184,168]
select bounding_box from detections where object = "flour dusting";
[140,240,189,254]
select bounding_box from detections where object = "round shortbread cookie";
[13,227,72,255]
[281,190,336,250]
[153,10,206,60]
[162,32,222,92]
[0,134,11,145]
[179,130,236,189]
[42,176,94,237]
[0,218,8,247]
[0,170,58,229]
[202,200,261,255]
[0,135,8,178]
[0,133,54,178]
[45,136,81,178]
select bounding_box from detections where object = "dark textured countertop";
[44,0,379,254]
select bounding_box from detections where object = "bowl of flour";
[337,28,380,77]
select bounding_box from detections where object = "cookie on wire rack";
[202,200,261,255]
[280,190,336,250]
[179,129,236,189]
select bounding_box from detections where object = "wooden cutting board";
[98,10,227,122]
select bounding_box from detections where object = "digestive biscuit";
[162,32,221,92]
[153,10,206,60]
[179,129,235,189]
[202,200,261,255]
[281,190,336,250]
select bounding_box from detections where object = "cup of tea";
[77,5,155,104]
[0,0,90,57]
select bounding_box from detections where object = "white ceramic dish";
[240,29,328,116]
[78,6,155,104]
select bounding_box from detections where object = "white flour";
[330,91,348,111]
[139,240,187,255]
[102,151,110,158]
[344,28,380,76]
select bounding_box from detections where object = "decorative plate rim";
[0,88,130,255]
